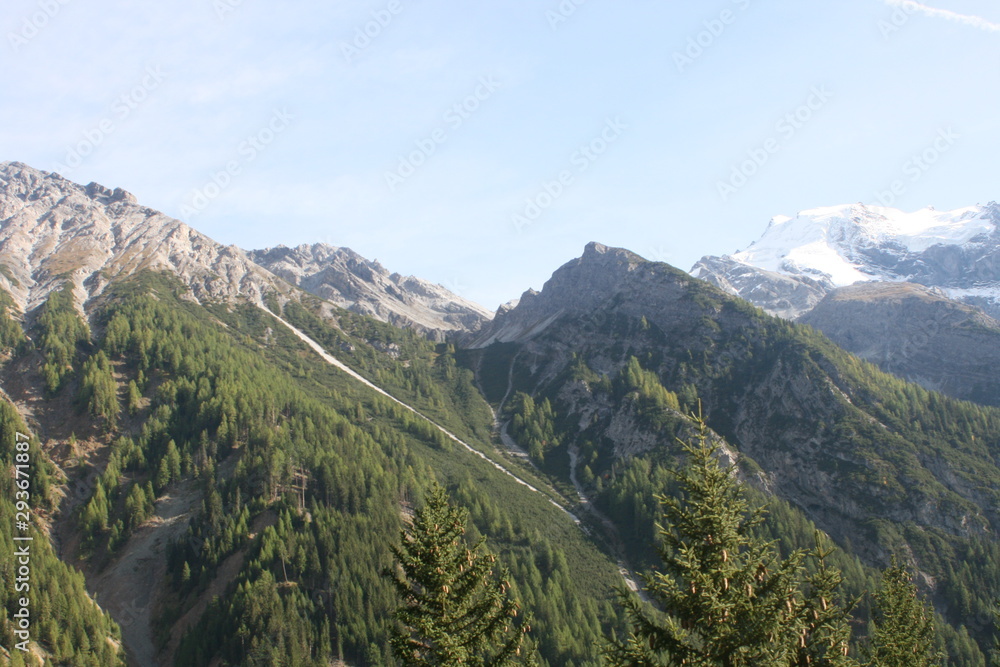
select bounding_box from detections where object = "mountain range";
[693,202,1000,406]
[0,162,486,340]
[693,202,1000,319]
[2,161,1000,665]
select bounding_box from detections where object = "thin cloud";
[883,0,1000,32]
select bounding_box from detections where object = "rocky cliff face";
[0,161,288,315]
[249,243,491,339]
[691,255,830,320]
[799,282,1000,406]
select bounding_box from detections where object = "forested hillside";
[0,289,124,666]
[1,272,624,666]
[4,243,1000,665]
[466,246,1000,662]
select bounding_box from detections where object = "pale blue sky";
[3,0,998,309]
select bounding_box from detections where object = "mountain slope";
[249,243,491,339]
[0,164,625,665]
[468,242,1000,659]
[800,282,1000,406]
[693,202,1000,319]
[4,162,999,663]
[0,161,489,341]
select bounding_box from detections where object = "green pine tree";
[385,484,532,666]
[795,532,859,666]
[605,413,807,666]
[863,557,940,667]
[993,602,1000,667]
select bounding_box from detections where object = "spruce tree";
[993,602,1000,667]
[795,533,858,666]
[605,415,806,666]
[863,557,940,667]
[385,484,531,666]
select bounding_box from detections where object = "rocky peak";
[85,182,137,205]
[0,162,491,340]
[247,242,492,339]
[691,255,829,320]
[0,161,285,315]
[468,243,697,348]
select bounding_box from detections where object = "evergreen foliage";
[0,289,25,353]
[508,393,560,465]
[486,302,1000,660]
[795,533,858,667]
[605,414,807,666]
[35,283,89,394]
[78,349,119,430]
[43,272,622,666]
[863,557,941,667]
[0,400,124,665]
[992,604,1000,666]
[19,264,1000,665]
[282,299,494,447]
[386,484,532,665]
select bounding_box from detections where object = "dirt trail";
[567,444,647,598]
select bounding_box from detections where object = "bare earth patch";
[89,481,201,667]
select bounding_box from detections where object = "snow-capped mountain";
[692,202,1000,319]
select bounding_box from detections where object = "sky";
[2,0,999,310]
